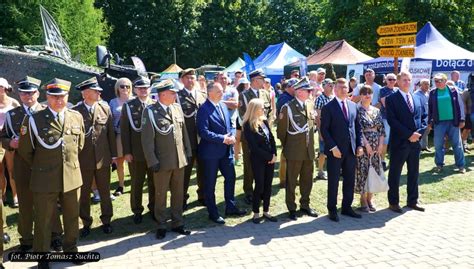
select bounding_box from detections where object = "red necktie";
[341,101,348,120]
[406,94,413,113]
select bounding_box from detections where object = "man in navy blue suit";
[196,82,247,224]
[386,71,427,213]
[320,78,364,222]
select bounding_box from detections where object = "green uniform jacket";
[141,103,192,170]
[239,88,272,119]
[17,108,85,192]
[120,97,154,162]
[277,98,315,161]
[73,101,117,170]
[177,88,207,152]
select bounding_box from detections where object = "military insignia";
[11,112,15,116]
[66,130,71,135]
[20,126,27,135]
[154,110,158,114]
[45,114,49,118]
[130,105,134,108]
[49,137,54,143]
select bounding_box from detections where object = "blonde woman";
[109,78,134,196]
[0,78,20,206]
[242,98,277,224]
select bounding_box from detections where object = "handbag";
[366,157,389,193]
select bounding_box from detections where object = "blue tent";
[359,22,474,73]
[246,42,305,84]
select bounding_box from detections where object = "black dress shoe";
[102,224,113,234]
[389,204,403,213]
[80,226,91,238]
[156,229,166,239]
[133,213,143,224]
[38,261,50,269]
[300,208,318,218]
[328,211,339,222]
[341,208,362,218]
[243,195,253,205]
[18,244,33,252]
[407,204,425,212]
[263,214,277,222]
[3,233,10,244]
[50,238,63,252]
[171,226,191,235]
[210,216,225,224]
[288,211,297,221]
[225,208,247,217]
[252,216,263,224]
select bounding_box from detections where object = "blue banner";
[243,52,255,78]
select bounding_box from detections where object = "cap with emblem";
[75,77,103,91]
[43,78,71,95]
[293,77,313,91]
[16,76,41,92]
[316,67,326,74]
[286,78,299,88]
[151,79,179,93]
[322,78,334,86]
[133,76,151,88]
[180,68,196,78]
[249,69,266,79]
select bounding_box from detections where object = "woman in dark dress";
[242,98,277,223]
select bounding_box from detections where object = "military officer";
[0,76,64,252]
[277,77,318,221]
[177,68,207,209]
[142,79,192,239]
[17,78,85,268]
[73,77,117,237]
[120,76,155,224]
[238,69,272,204]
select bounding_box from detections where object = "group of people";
[0,65,471,269]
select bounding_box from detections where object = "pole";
[394,57,398,74]
[173,48,176,64]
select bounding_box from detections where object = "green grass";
[3,134,474,250]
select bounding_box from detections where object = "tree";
[0,0,109,65]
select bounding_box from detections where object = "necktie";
[216,105,225,122]
[166,107,172,118]
[406,94,413,113]
[56,113,64,126]
[341,101,348,121]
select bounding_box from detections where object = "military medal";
[20,126,28,135]
[49,137,54,143]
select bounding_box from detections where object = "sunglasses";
[387,78,396,81]
[434,79,444,83]
[119,85,131,89]
[361,93,373,96]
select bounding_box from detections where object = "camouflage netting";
[0,47,101,104]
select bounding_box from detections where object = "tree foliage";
[0,0,109,65]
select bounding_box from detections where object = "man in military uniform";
[238,69,272,204]
[142,79,192,239]
[73,77,117,237]
[0,76,64,252]
[18,78,85,269]
[277,77,318,221]
[177,68,207,209]
[120,76,155,224]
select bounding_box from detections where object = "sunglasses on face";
[434,79,444,83]
[120,85,131,89]
[361,93,373,96]
[387,78,396,81]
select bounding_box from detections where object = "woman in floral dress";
[355,85,385,212]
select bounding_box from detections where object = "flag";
[243,52,255,78]
[40,5,71,60]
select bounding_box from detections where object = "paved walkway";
[4,201,474,268]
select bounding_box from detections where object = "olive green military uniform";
[141,102,192,229]
[17,108,85,252]
[120,97,155,215]
[177,88,207,204]
[238,88,272,198]
[73,101,117,228]
[277,98,315,212]
[0,103,64,247]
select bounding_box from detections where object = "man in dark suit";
[386,71,427,213]
[320,78,364,222]
[196,82,246,224]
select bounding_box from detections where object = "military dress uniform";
[17,78,85,254]
[177,68,207,207]
[120,77,155,222]
[238,69,272,202]
[277,78,317,219]
[0,76,63,251]
[73,78,117,235]
[141,80,192,239]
